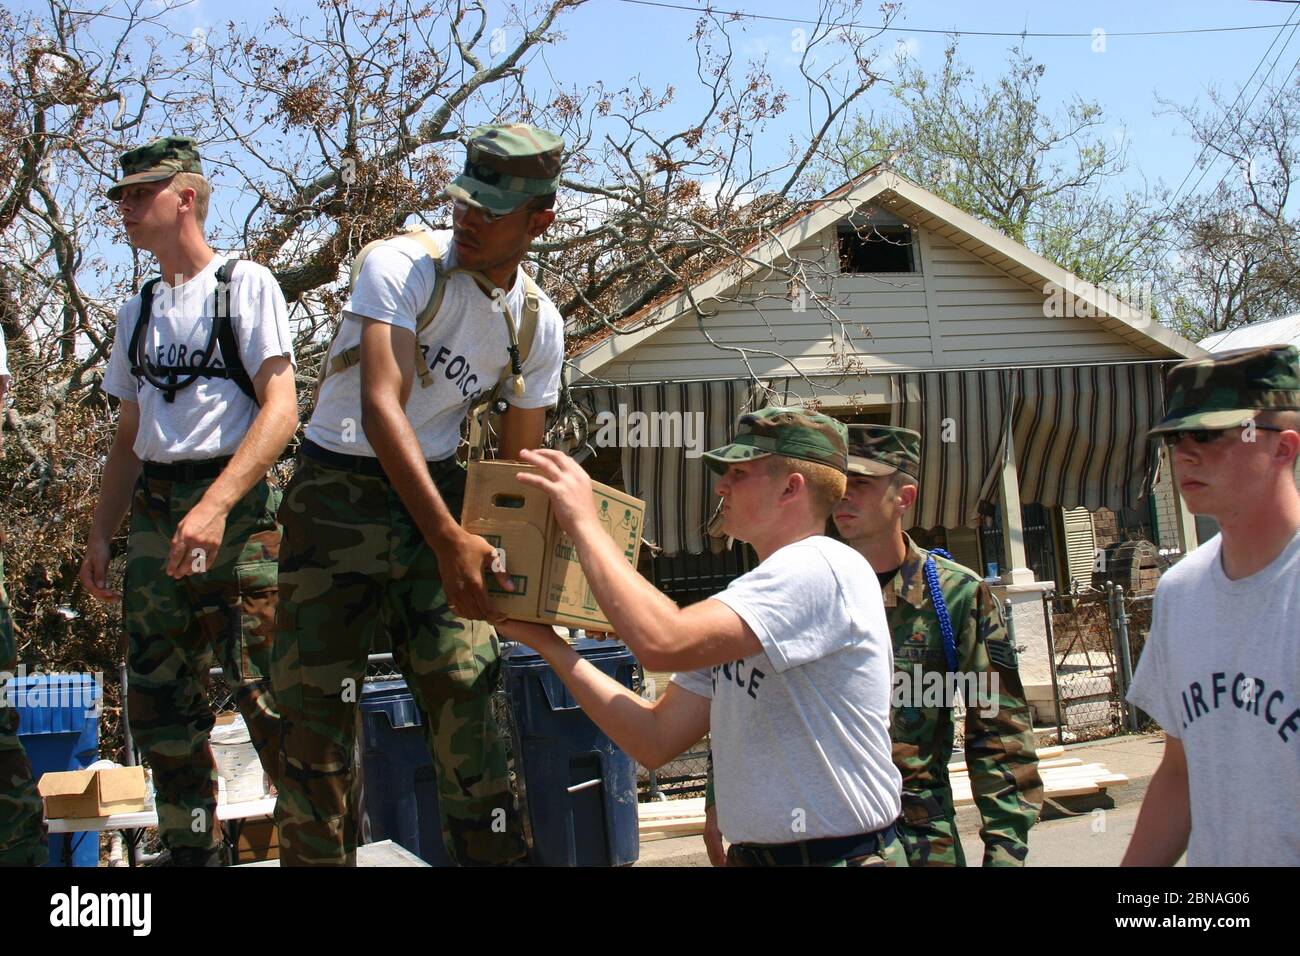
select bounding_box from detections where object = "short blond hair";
[1259,409,1300,432]
[168,172,211,226]
[767,455,847,520]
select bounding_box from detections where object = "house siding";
[592,216,1160,384]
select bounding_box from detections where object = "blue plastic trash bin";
[357,679,452,866]
[11,671,102,867]
[502,638,640,866]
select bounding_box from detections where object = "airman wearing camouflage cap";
[1124,344,1300,866]
[82,133,299,866]
[490,408,906,867]
[1148,343,1300,438]
[702,406,850,474]
[106,137,205,201]
[272,121,568,866]
[824,423,1042,866]
[445,123,564,216]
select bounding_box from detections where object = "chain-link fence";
[639,745,710,801]
[202,653,404,719]
[625,667,710,801]
[1040,584,1156,745]
[1119,591,1157,733]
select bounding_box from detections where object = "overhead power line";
[616,0,1296,39]
[1127,6,1300,267]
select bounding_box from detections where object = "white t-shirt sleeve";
[0,324,8,377]
[509,295,563,410]
[670,668,714,700]
[711,543,860,673]
[1126,587,1178,736]
[343,243,433,333]
[233,263,296,377]
[103,299,140,402]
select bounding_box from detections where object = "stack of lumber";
[639,797,709,843]
[636,745,1128,843]
[947,745,1129,804]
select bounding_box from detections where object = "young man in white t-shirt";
[1124,344,1300,867]
[272,124,565,866]
[497,408,906,866]
[78,137,299,866]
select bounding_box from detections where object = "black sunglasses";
[1162,424,1285,447]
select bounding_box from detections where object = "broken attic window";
[838,223,917,273]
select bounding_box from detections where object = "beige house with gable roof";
[562,165,1208,726]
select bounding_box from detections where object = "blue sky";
[544,0,1300,199]
[145,0,1300,203]
[13,0,1299,290]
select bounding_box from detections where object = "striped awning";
[890,363,1168,530]
[572,379,768,556]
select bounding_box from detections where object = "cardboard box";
[38,766,148,819]
[462,460,645,630]
[231,818,279,864]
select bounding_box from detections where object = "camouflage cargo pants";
[124,475,283,851]
[271,455,526,867]
[898,790,964,866]
[0,548,48,866]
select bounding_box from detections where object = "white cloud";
[890,36,920,65]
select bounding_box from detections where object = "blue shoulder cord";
[923,547,959,673]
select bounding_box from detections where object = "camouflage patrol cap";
[445,123,564,215]
[106,137,204,201]
[1147,344,1300,437]
[846,423,921,480]
[702,406,849,475]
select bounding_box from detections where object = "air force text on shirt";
[421,342,486,400]
[712,659,767,699]
[1177,670,1300,743]
[145,341,227,375]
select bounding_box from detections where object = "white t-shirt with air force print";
[306,230,565,461]
[1127,529,1300,866]
[103,255,295,463]
[672,535,902,846]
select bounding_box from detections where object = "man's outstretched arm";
[495,619,711,769]
[515,448,762,671]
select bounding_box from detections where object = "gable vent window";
[838,223,917,273]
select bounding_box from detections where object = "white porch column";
[1172,479,1200,556]
[997,425,1036,584]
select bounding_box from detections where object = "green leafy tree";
[841,43,1161,293]
[1159,76,1300,341]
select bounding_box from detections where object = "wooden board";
[947,745,1063,773]
[948,756,1084,777]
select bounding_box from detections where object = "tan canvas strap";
[311,229,543,431]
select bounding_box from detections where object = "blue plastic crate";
[11,671,102,867]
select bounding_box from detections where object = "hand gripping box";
[38,766,148,819]
[462,460,645,630]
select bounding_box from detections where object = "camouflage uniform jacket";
[884,534,1043,865]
